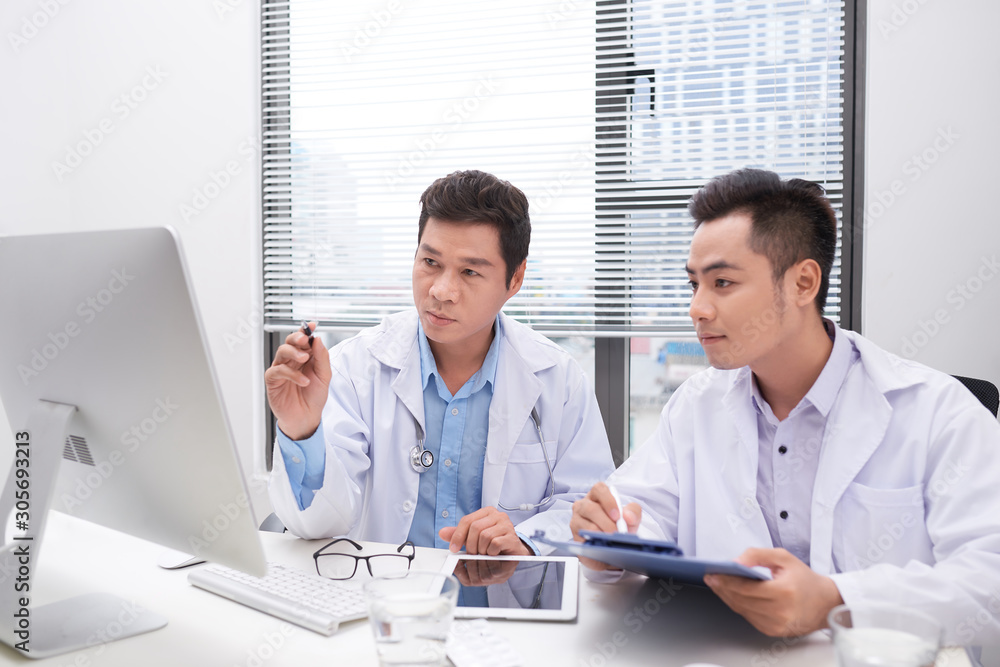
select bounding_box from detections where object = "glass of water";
[829,603,942,667]
[363,571,459,666]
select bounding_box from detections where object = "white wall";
[0,0,271,518]
[864,0,1000,390]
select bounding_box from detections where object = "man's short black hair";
[688,168,838,313]
[418,170,530,288]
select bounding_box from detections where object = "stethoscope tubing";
[409,406,556,512]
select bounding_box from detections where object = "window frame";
[260,0,866,467]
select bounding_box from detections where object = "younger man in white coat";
[268,170,613,556]
[571,169,1000,647]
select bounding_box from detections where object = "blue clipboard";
[532,530,771,584]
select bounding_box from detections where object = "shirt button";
[291,456,301,464]
[778,446,787,455]
[451,408,459,416]
[780,510,789,520]
[403,501,413,512]
[441,510,449,518]
[444,458,452,467]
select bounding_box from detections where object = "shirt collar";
[803,318,855,417]
[417,315,502,395]
[750,318,855,419]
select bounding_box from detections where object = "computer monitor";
[0,226,267,658]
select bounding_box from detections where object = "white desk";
[3,513,971,667]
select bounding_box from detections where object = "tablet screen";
[442,555,579,621]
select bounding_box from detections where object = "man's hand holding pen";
[265,321,331,441]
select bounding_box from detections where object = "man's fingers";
[283,330,309,349]
[589,482,625,521]
[623,503,642,533]
[478,521,513,556]
[264,364,310,388]
[438,526,456,542]
[449,507,493,553]
[570,511,608,542]
[575,498,619,534]
[466,517,493,555]
[705,573,772,607]
[308,331,332,384]
[276,325,332,382]
[735,547,790,569]
[704,575,756,614]
[271,343,311,368]
[448,518,471,553]
[472,513,514,556]
[448,508,521,555]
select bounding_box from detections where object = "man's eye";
[688,281,698,292]
[464,269,479,277]
[715,279,731,288]
[424,258,438,267]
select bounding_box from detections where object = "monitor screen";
[0,226,266,657]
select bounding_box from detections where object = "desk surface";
[3,513,971,667]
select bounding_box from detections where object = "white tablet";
[441,554,579,621]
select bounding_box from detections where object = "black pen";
[300,320,314,346]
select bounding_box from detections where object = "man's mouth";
[427,311,455,325]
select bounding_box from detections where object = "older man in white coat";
[268,170,613,556]
[571,169,1000,650]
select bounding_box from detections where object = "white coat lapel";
[389,341,425,436]
[370,313,426,442]
[696,371,773,559]
[809,364,891,574]
[481,334,543,505]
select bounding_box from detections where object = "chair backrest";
[952,375,1000,418]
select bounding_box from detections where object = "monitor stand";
[0,400,167,659]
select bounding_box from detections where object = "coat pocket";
[834,482,930,571]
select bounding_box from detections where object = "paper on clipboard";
[532,530,772,585]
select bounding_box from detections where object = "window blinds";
[262,0,846,335]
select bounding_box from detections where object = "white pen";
[607,484,628,533]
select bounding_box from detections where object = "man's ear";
[789,258,822,307]
[507,259,527,296]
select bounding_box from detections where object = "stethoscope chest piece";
[411,444,434,472]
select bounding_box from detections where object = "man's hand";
[569,482,642,571]
[703,547,844,637]
[438,507,531,556]
[451,559,519,587]
[264,322,331,441]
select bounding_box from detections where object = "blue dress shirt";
[275,422,326,512]
[406,317,498,549]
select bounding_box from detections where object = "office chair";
[952,375,1000,418]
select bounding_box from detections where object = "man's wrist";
[515,531,540,556]
[817,575,845,630]
[277,420,320,442]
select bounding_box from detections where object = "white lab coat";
[269,310,613,551]
[609,326,1000,646]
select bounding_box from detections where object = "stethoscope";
[409,406,555,512]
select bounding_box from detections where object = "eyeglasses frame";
[312,537,415,580]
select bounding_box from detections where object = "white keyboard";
[188,562,367,636]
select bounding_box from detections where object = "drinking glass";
[829,603,942,667]
[363,571,459,667]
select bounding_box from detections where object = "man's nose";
[688,288,714,321]
[429,272,459,302]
